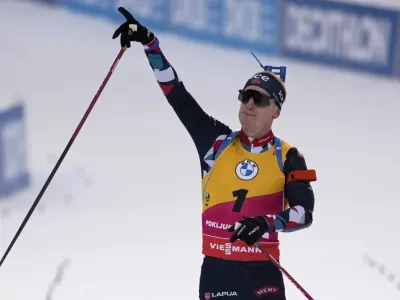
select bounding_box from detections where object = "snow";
[0,0,400,299]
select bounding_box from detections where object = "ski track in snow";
[0,1,400,299]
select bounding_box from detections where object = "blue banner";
[167,0,278,54]
[59,0,279,55]
[60,0,169,32]
[43,0,400,78]
[278,0,399,76]
[395,12,400,78]
[0,104,30,198]
[17,0,60,4]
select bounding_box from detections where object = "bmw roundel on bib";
[235,158,258,180]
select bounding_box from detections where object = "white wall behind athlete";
[1,1,400,300]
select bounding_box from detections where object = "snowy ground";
[0,0,400,299]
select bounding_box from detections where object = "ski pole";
[254,242,314,300]
[0,47,127,268]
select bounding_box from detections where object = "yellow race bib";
[201,132,292,261]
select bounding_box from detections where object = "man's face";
[238,86,280,139]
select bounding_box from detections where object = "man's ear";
[272,108,280,119]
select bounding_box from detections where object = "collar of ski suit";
[238,129,275,153]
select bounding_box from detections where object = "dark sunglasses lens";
[253,92,271,107]
[238,90,249,103]
[238,90,271,107]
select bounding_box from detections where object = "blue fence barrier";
[0,103,30,198]
[60,0,169,34]
[278,0,400,76]
[395,19,400,78]
[60,0,279,55]
[166,0,279,54]
[22,0,400,77]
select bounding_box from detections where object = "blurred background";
[0,0,399,299]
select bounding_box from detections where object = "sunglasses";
[238,89,274,107]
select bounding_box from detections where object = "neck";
[239,129,274,148]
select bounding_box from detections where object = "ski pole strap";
[286,170,317,184]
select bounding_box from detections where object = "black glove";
[228,216,270,246]
[112,7,155,48]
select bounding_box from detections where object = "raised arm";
[141,37,232,156]
[112,7,232,160]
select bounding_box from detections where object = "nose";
[246,97,256,109]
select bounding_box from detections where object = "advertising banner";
[279,0,400,76]
[26,0,400,77]
[0,103,30,198]
[168,0,279,54]
[18,0,60,4]
[60,0,171,35]
[59,0,279,55]
[395,11,400,78]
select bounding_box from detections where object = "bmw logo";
[235,159,259,180]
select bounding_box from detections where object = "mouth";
[243,112,256,117]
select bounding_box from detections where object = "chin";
[241,127,254,137]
